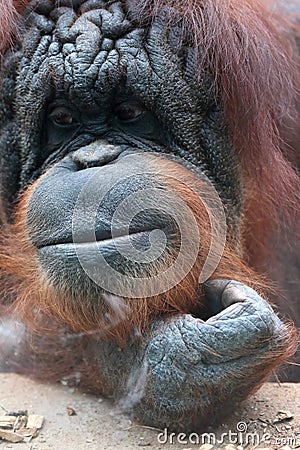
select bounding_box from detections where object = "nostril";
[72,141,122,169]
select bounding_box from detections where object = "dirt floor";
[0,374,298,450]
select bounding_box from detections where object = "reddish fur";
[0,0,298,382]
[0,1,28,56]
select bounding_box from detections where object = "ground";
[0,374,299,450]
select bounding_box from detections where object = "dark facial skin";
[0,0,295,431]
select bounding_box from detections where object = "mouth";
[35,214,180,292]
[37,228,175,294]
[34,204,176,251]
[38,227,173,268]
[36,219,164,247]
[40,229,156,253]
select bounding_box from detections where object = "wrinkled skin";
[94,281,291,430]
[0,0,296,431]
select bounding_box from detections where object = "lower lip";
[39,231,156,259]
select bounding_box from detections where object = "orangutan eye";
[114,102,145,123]
[49,107,78,127]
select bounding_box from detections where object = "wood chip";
[26,414,44,429]
[66,406,77,416]
[273,411,294,424]
[13,415,28,430]
[0,411,44,443]
[0,429,24,443]
[0,416,17,428]
[14,427,38,439]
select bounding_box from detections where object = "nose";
[72,140,122,168]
